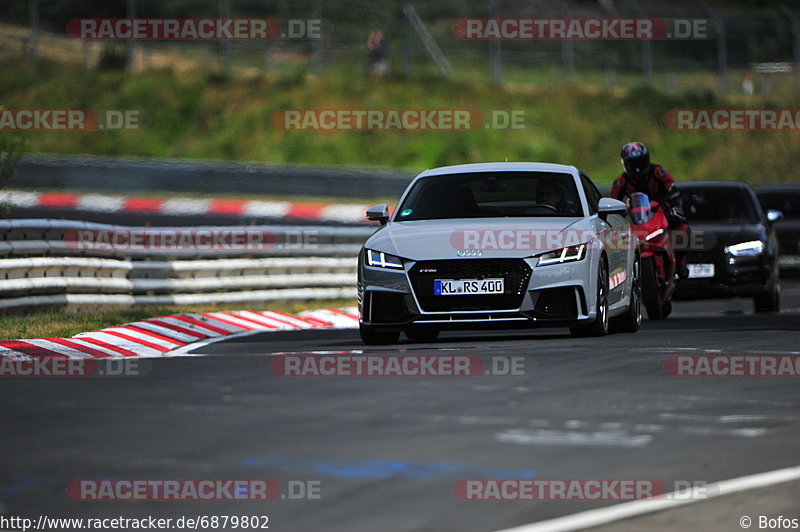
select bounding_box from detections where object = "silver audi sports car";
[357,162,641,344]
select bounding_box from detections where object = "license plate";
[688,263,715,279]
[434,279,504,295]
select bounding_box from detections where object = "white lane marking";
[102,327,182,349]
[493,464,800,532]
[719,414,800,423]
[167,329,271,356]
[258,311,317,329]
[160,198,211,215]
[660,412,798,423]
[187,313,247,333]
[75,193,125,212]
[155,317,225,337]
[0,346,33,359]
[0,190,39,208]
[641,347,800,355]
[20,339,95,359]
[208,312,265,331]
[73,332,163,356]
[234,311,286,329]
[66,338,128,358]
[131,321,198,343]
[243,200,291,218]
[680,426,767,438]
[321,204,368,223]
[495,428,653,448]
[299,309,359,327]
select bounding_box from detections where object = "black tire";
[641,257,666,320]
[404,326,440,342]
[661,299,673,319]
[611,255,641,333]
[754,276,780,313]
[359,323,400,345]
[570,258,610,338]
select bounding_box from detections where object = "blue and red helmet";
[620,142,651,182]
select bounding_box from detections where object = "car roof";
[679,181,753,190]
[416,162,579,178]
[755,183,800,193]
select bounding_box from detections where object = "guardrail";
[0,219,373,310]
[8,154,415,199]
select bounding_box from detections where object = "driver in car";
[536,179,563,211]
[611,142,690,279]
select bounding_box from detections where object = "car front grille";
[409,259,532,312]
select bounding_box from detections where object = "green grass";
[3,57,800,187]
[0,299,356,341]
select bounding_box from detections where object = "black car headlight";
[536,244,587,266]
[365,249,404,269]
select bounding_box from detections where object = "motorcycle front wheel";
[641,256,669,320]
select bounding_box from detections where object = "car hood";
[364,217,594,260]
[689,222,767,251]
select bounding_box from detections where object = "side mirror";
[366,203,390,225]
[766,209,784,224]
[597,198,627,221]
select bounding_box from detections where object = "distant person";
[611,142,690,278]
[742,72,754,97]
[366,30,388,77]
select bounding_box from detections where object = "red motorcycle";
[629,192,675,320]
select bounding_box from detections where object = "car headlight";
[365,249,404,269]
[724,240,764,257]
[536,244,587,266]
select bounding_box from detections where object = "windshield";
[629,192,652,225]
[758,191,800,219]
[394,171,584,221]
[681,187,761,223]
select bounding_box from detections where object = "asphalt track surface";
[2,284,799,532]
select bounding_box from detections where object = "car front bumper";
[358,255,598,331]
[676,252,776,299]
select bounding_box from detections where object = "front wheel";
[359,323,400,345]
[754,276,780,313]
[641,256,666,320]
[611,255,641,333]
[570,259,610,338]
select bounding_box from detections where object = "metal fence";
[7,0,800,95]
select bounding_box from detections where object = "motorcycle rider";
[611,142,690,279]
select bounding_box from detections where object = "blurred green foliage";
[2,56,800,186]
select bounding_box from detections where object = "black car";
[675,182,782,312]
[756,184,800,273]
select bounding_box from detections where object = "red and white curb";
[0,189,376,224]
[0,308,359,360]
